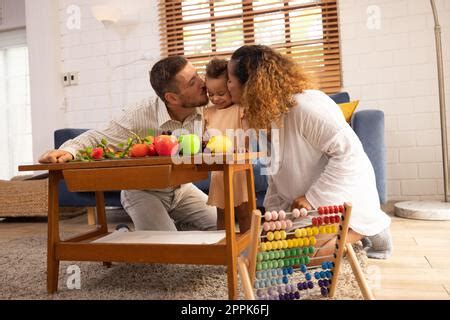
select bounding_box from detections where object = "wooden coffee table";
[19,153,259,299]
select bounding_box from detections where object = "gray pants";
[120,183,217,231]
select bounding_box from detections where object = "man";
[39,56,217,231]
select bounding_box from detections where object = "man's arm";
[39,101,149,163]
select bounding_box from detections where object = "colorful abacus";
[237,203,375,300]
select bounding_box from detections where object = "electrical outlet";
[69,72,79,85]
[62,72,71,86]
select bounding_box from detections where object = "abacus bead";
[271,241,278,250]
[297,282,303,290]
[302,228,308,237]
[299,208,308,217]
[318,280,323,287]
[322,262,328,269]
[279,220,286,230]
[271,269,278,277]
[297,238,304,247]
[265,279,271,287]
[279,293,284,300]
[262,262,268,270]
[320,271,326,278]
[303,247,309,255]
[294,291,300,299]
[275,221,282,230]
[305,273,312,281]
[306,228,313,236]
[269,251,275,260]
[265,211,272,221]
[263,222,271,232]
[321,287,328,296]
[333,205,339,213]
[272,211,279,221]
[312,227,319,235]
[270,221,276,231]
[257,263,262,271]
[318,217,323,225]
[256,289,264,297]
[279,250,285,258]
[308,281,314,289]
[292,208,300,218]
[278,269,283,276]
[314,272,321,279]
[304,256,311,264]
[282,276,289,284]
[271,278,277,286]
[323,279,329,287]
[279,210,286,220]
[286,219,293,229]
[282,240,288,249]
[339,205,344,213]
[304,238,310,246]
[323,206,329,214]
[324,216,330,224]
[309,237,317,246]
[294,229,302,238]
[318,206,324,215]
[325,226,332,234]
[326,271,332,278]
[260,242,266,251]
[302,282,308,290]
[265,242,272,251]
[289,267,294,275]
[289,292,295,300]
[280,230,287,240]
[257,252,263,262]
[273,231,280,241]
[312,217,318,226]
[284,293,290,300]
[335,215,340,223]
[328,206,334,213]
[277,278,283,285]
[329,216,335,224]
[300,264,307,273]
[267,232,274,241]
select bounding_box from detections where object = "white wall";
[58,0,160,129]
[339,0,450,200]
[26,0,65,162]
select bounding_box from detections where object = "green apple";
[178,134,201,155]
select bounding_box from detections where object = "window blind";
[159,0,341,94]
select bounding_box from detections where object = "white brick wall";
[340,0,450,201]
[58,0,160,130]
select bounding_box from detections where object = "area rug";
[0,235,368,300]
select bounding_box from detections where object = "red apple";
[147,143,157,156]
[129,143,149,157]
[154,135,179,156]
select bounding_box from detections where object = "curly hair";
[206,58,228,79]
[230,45,314,129]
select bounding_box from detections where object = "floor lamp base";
[394,200,450,220]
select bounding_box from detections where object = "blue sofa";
[55,92,386,215]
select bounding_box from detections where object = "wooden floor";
[1,206,450,300]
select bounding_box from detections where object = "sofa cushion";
[329,92,350,104]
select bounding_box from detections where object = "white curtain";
[0,28,32,180]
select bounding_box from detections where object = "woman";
[227,45,392,259]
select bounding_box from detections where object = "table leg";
[224,165,238,299]
[95,191,111,267]
[246,165,257,212]
[47,171,61,293]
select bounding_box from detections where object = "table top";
[19,152,262,171]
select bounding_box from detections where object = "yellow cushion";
[338,100,359,123]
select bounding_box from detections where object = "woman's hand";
[290,195,312,211]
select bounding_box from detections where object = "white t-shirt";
[263,90,391,236]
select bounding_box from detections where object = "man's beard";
[181,93,209,108]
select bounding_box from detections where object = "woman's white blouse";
[263,90,391,236]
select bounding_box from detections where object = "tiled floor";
[1,205,450,299]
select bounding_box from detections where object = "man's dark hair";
[150,56,188,102]
[206,58,228,79]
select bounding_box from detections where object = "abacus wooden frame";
[237,204,375,300]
